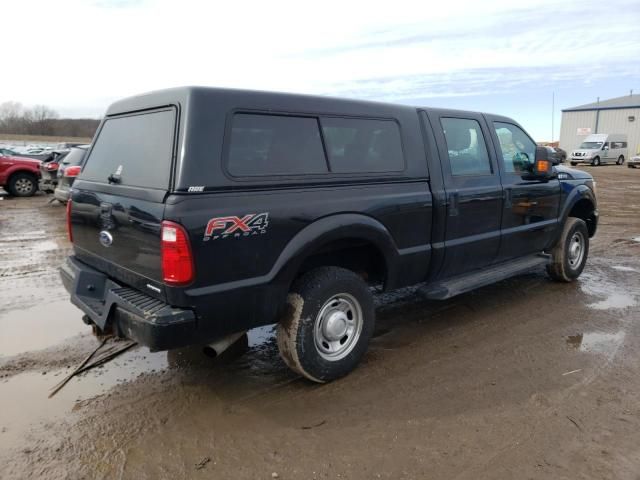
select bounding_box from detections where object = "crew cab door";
[426,110,503,278]
[486,118,561,260]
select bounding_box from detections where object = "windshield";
[61,147,87,166]
[580,141,603,149]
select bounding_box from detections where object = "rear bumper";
[60,256,197,351]
[53,185,70,203]
[38,177,57,192]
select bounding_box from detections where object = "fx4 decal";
[203,213,269,241]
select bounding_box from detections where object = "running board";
[419,254,551,300]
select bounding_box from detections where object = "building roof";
[563,94,640,112]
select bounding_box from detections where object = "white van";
[570,134,628,166]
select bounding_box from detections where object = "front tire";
[617,155,625,165]
[276,267,375,383]
[546,217,589,282]
[592,156,601,166]
[8,173,37,197]
[570,162,578,166]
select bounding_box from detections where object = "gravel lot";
[1,165,640,479]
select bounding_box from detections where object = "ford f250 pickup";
[60,87,598,382]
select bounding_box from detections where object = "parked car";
[628,155,640,168]
[61,87,598,383]
[0,147,21,156]
[38,150,70,193]
[570,133,627,166]
[0,151,41,196]
[546,146,566,163]
[54,145,89,203]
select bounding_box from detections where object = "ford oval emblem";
[99,230,113,247]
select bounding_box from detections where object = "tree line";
[0,101,100,138]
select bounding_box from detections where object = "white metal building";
[559,94,640,156]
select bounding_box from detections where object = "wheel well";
[8,170,37,184]
[569,199,596,237]
[296,238,387,287]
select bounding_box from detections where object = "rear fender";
[273,213,399,290]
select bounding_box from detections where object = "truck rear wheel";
[276,266,375,383]
[546,217,589,282]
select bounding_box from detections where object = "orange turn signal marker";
[536,160,550,173]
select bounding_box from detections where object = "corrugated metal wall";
[559,110,597,151]
[560,108,640,155]
[597,108,640,155]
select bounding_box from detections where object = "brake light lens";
[66,199,73,242]
[45,162,58,171]
[161,221,194,285]
[65,165,81,177]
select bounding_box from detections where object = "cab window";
[493,122,536,174]
[440,117,492,176]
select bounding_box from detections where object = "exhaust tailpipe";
[204,331,246,357]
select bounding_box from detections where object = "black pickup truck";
[61,87,598,383]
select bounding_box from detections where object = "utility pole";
[551,92,555,143]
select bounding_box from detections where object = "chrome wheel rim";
[568,231,585,269]
[314,293,363,361]
[15,178,33,194]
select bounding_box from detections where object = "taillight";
[161,221,194,285]
[66,199,73,243]
[45,162,58,171]
[65,165,81,177]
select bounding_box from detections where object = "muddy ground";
[1,166,639,479]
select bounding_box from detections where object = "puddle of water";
[612,265,639,273]
[0,347,168,449]
[588,294,637,310]
[0,300,90,358]
[566,331,626,360]
[0,230,46,242]
[31,240,61,252]
[247,325,275,347]
[579,271,638,311]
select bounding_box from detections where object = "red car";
[0,152,41,196]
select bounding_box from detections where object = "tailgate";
[69,107,178,300]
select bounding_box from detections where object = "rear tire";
[592,156,601,166]
[7,173,37,197]
[546,217,589,282]
[276,266,375,383]
[617,155,624,165]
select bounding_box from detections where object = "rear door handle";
[448,192,459,217]
[504,188,513,209]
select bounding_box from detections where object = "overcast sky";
[3,0,639,140]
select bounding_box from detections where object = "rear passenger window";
[321,118,404,173]
[227,114,328,176]
[440,118,492,176]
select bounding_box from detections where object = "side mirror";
[603,145,609,150]
[526,147,556,180]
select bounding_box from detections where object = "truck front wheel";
[546,217,589,282]
[276,266,375,383]
[8,172,38,197]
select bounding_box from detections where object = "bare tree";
[30,104,59,135]
[0,101,98,138]
[0,101,25,132]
